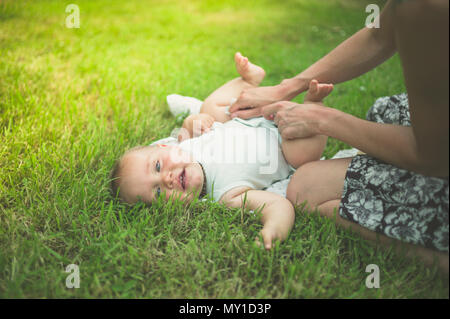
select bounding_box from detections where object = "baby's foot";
[304,79,333,103]
[234,52,266,86]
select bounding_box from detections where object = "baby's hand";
[178,113,215,141]
[255,224,283,250]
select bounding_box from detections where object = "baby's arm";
[179,76,249,141]
[220,186,295,249]
[178,113,215,141]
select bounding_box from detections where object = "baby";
[111,52,333,249]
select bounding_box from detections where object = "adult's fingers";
[229,95,250,113]
[230,107,262,120]
[279,125,300,140]
[261,102,286,120]
[279,123,315,140]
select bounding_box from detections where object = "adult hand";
[229,85,286,119]
[262,101,326,139]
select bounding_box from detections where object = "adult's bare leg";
[287,158,449,274]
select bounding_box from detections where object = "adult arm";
[264,0,449,177]
[318,107,448,177]
[263,101,448,177]
[230,0,397,118]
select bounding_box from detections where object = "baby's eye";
[156,187,161,198]
[156,160,161,172]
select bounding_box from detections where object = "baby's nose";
[163,170,174,188]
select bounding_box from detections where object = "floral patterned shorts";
[339,94,449,252]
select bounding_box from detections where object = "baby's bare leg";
[283,135,328,169]
[201,53,266,122]
[282,80,333,168]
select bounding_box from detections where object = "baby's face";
[118,145,204,204]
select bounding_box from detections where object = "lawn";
[0,0,448,298]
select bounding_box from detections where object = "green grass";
[0,0,447,298]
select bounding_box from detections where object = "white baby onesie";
[178,117,293,201]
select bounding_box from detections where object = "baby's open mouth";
[179,169,186,190]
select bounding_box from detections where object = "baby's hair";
[110,145,154,201]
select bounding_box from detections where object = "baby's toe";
[309,80,319,93]
[234,52,242,64]
[238,54,248,65]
